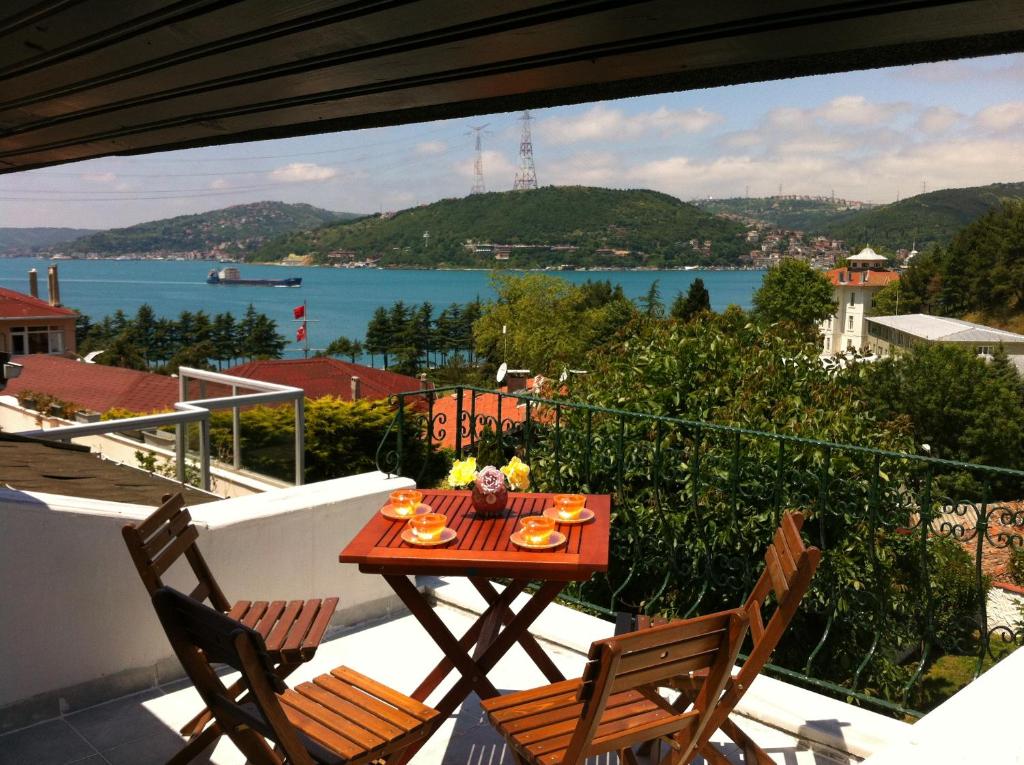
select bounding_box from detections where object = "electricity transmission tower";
[512,110,538,190]
[466,124,490,194]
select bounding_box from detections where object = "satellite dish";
[496,362,508,384]
[83,350,105,363]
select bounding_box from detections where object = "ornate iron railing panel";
[377,385,1024,717]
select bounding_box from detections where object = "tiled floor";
[0,604,846,765]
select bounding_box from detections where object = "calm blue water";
[0,259,763,358]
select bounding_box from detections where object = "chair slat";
[485,684,581,723]
[332,666,437,722]
[265,600,303,651]
[281,701,365,760]
[227,600,250,621]
[188,581,211,603]
[150,525,199,578]
[142,508,192,558]
[300,596,339,657]
[609,651,718,695]
[765,545,790,602]
[617,632,724,674]
[255,601,286,639]
[281,688,387,751]
[314,675,423,732]
[297,681,405,741]
[134,493,184,539]
[749,601,766,644]
[772,526,798,577]
[603,612,730,652]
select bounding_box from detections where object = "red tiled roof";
[3,355,178,414]
[826,268,900,287]
[0,287,77,318]
[223,357,423,401]
[432,384,543,450]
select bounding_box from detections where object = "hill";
[696,196,873,232]
[0,227,98,254]
[66,202,361,256]
[823,182,1024,251]
[253,186,749,267]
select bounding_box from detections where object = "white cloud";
[209,178,230,189]
[916,106,960,134]
[415,140,447,156]
[974,101,1024,131]
[268,162,337,182]
[81,172,116,183]
[453,150,516,187]
[816,95,908,126]
[539,104,722,144]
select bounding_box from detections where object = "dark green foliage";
[0,227,98,253]
[252,186,749,267]
[893,201,1024,323]
[670,278,711,322]
[474,274,637,375]
[696,195,873,232]
[752,259,836,334]
[1010,547,1024,587]
[323,336,363,362]
[638,280,665,318]
[361,299,478,375]
[208,398,445,485]
[66,202,359,256]
[77,303,285,372]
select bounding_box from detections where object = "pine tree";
[670,278,711,322]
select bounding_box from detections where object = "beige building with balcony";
[819,247,900,355]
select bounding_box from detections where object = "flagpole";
[303,300,309,359]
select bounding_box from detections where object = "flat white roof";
[867,314,1024,343]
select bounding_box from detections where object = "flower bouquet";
[448,456,530,516]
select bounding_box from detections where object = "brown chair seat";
[278,666,437,764]
[484,680,677,765]
[228,598,339,664]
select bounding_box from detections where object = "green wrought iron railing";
[376,385,1024,718]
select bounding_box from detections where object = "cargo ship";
[206,267,301,287]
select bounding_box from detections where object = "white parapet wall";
[0,471,413,732]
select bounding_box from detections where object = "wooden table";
[339,489,610,759]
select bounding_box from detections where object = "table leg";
[469,578,566,683]
[383,575,500,700]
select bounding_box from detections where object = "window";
[824,336,830,351]
[10,325,65,355]
[976,345,993,356]
[849,292,856,307]
[848,315,854,330]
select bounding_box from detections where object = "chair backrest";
[151,586,314,765]
[122,492,231,613]
[735,511,821,691]
[566,608,749,765]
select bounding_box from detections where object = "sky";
[1,53,1023,230]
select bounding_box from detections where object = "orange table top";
[339,489,611,581]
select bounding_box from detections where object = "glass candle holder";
[389,488,423,517]
[409,513,446,541]
[520,516,556,545]
[553,494,585,520]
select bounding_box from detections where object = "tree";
[670,278,711,322]
[752,258,835,333]
[637,279,664,318]
[324,336,363,362]
[365,306,390,368]
[211,312,239,369]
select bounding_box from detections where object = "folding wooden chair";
[151,586,439,765]
[617,511,822,765]
[482,608,749,765]
[122,492,339,764]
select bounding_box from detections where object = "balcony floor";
[0,602,846,765]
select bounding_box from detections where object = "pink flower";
[475,465,506,493]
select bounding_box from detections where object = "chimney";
[28,269,38,298]
[47,265,61,306]
[350,376,360,401]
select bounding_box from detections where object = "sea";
[0,258,765,359]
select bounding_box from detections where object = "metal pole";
[199,415,211,491]
[294,396,305,485]
[231,385,241,469]
[176,372,187,482]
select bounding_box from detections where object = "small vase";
[471,483,508,516]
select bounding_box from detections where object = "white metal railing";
[17,367,304,490]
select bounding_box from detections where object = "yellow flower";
[500,456,531,491]
[448,457,477,487]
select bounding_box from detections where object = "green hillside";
[253,186,749,267]
[0,227,98,254]
[67,201,361,256]
[696,196,872,232]
[825,182,1024,251]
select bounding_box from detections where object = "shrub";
[1010,546,1024,587]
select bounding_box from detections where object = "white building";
[820,247,900,355]
[865,313,1024,371]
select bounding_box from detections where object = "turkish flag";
[293,304,305,319]
[296,322,307,342]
